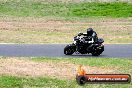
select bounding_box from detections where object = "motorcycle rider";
[78,28,98,43]
[78,28,98,51]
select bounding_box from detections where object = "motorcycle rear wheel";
[91,47,104,56]
[91,51,100,56]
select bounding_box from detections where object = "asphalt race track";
[0,44,132,58]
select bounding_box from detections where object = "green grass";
[0,57,132,88]
[31,57,131,67]
[31,57,132,76]
[0,0,132,18]
[32,57,132,73]
[0,75,131,88]
[27,57,132,87]
[0,75,76,88]
[0,1,132,44]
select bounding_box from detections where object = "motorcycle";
[64,33,104,56]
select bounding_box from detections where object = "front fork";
[72,41,81,54]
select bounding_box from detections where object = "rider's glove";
[78,33,83,36]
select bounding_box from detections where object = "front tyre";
[64,44,75,55]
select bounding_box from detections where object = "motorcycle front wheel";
[91,51,100,56]
[64,45,75,55]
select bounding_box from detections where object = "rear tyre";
[91,46,104,56]
[91,52,100,56]
[64,45,75,55]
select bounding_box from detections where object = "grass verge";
[0,17,132,44]
[0,76,75,88]
[0,57,131,88]
[0,75,132,88]
[0,1,132,18]
[32,57,132,73]
[0,1,132,44]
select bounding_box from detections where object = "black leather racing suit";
[78,31,98,43]
[78,31,98,51]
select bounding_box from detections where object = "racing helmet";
[87,28,93,36]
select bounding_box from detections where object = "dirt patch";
[0,58,114,79]
[0,17,132,43]
[0,17,131,34]
[0,17,77,31]
[0,17,132,32]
